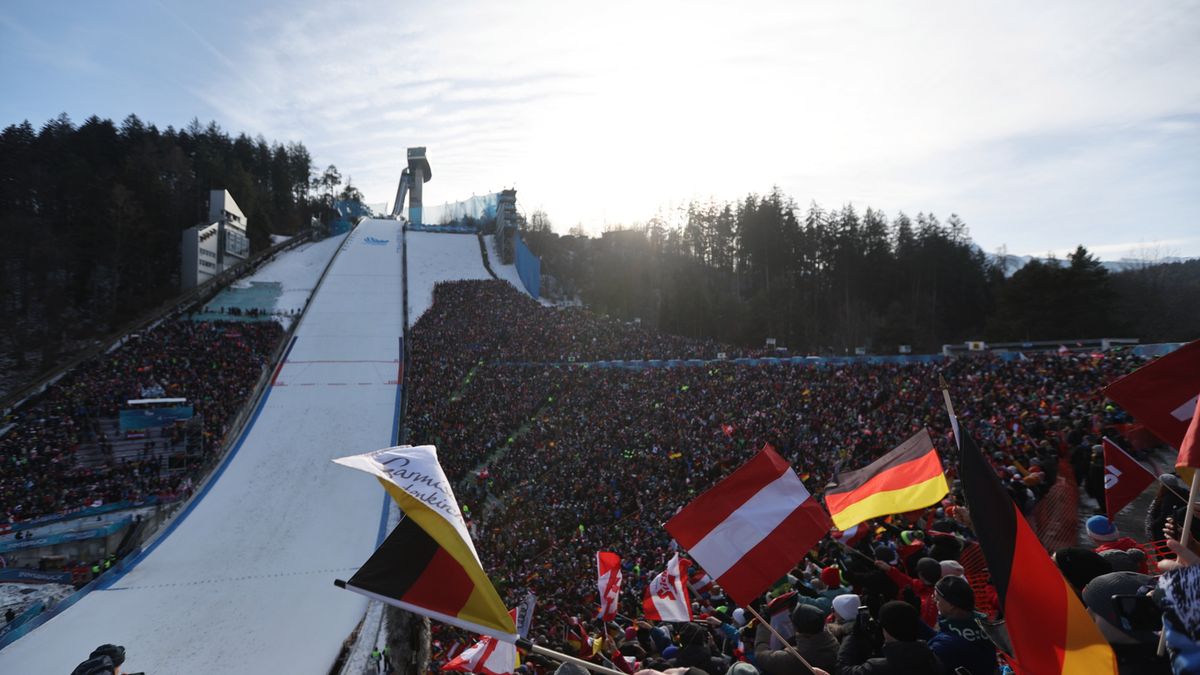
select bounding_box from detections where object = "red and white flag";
[1102,437,1158,518]
[442,609,519,675]
[642,553,693,621]
[688,571,714,597]
[665,444,833,606]
[1103,340,1200,454]
[596,551,622,621]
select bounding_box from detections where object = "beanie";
[916,557,942,585]
[1054,547,1113,594]
[873,546,897,564]
[790,604,827,635]
[1083,571,1157,643]
[1086,515,1119,542]
[820,566,841,589]
[878,601,919,642]
[89,644,125,667]
[831,594,860,621]
[934,575,975,612]
[731,608,746,626]
[939,560,965,577]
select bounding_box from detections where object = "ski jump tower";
[391,147,432,225]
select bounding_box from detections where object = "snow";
[0,221,402,674]
[0,222,520,674]
[0,583,75,617]
[405,230,495,326]
[195,234,346,328]
[483,234,530,295]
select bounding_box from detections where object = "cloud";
[178,0,1200,255]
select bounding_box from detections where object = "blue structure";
[514,234,541,299]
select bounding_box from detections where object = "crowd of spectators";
[406,280,1191,674]
[0,319,282,524]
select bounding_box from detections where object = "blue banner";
[119,406,194,432]
[0,568,73,584]
[0,518,131,554]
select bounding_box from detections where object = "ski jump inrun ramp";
[0,220,506,673]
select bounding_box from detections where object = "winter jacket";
[837,633,945,675]
[672,643,729,675]
[754,623,839,675]
[70,656,117,675]
[927,614,999,675]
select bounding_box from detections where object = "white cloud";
[185,0,1200,255]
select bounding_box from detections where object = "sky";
[2,0,1199,259]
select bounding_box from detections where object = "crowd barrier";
[5,496,168,533]
[0,518,131,554]
[0,601,46,642]
[0,568,74,584]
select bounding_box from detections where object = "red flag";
[443,609,519,675]
[596,552,622,621]
[665,444,832,606]
[1101,438,1157,518]
[1103,340,1200,453]
[642,553,692,622]
[1180,390,1200,474]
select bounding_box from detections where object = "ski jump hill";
[0,220,527,673]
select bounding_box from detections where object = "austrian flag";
[665,445,833,606]
[642,553,693,622]
[596,551,623,621]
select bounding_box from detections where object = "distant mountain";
[987,253,1196,277]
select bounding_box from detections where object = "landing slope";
[0,220,404,674]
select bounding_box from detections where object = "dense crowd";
[406,280,1192,674]
[0,319,282,523]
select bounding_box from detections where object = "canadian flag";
[642,553,693,621]
[596,551,623,621]
[665,444,833,606]
[442,609,519,675]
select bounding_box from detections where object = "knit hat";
[790,604,827,635]
[731,608,746,627]
[878,601,919,642]
[832,594,861,621]
[678,622,707,646]
[939,560,965,577]
[873,546,897,564]
[1054,547,1113,595]
[1099,548,1146,573]
[934,575,975,612]
[820,566,841,589]
[726,663,759,675]
[89,644,125,667]
[1086,515,1119,542]
[916,557,942,585]
[1082,571,1157,643]
[555,662,590,675]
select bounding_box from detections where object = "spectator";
[837,601,944,674]
[927,575,998,675]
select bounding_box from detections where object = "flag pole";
[516,639,626,675]
[938,374,957,425]
[743,605,820,675]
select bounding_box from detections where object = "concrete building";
[181,190,250,290]
[390,147,432,225]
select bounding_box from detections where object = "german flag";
[958,422,1116,673]
[824,429,948,530]
[334,445,517,639]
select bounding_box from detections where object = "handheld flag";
[443,609,520,675]
[1103,340,1200,456]
[824,428,948,530]
[596,552,622,621]
[333,445,517,639]
[957,422,1116,673]
[665,444,832,606]
[642,553,692,621]
[1101,437,1157,518]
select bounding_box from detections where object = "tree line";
[522,190,1200,353]
[0,113,360,374]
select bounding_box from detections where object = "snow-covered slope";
[0,221,402,674]
[406,230,496,325]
